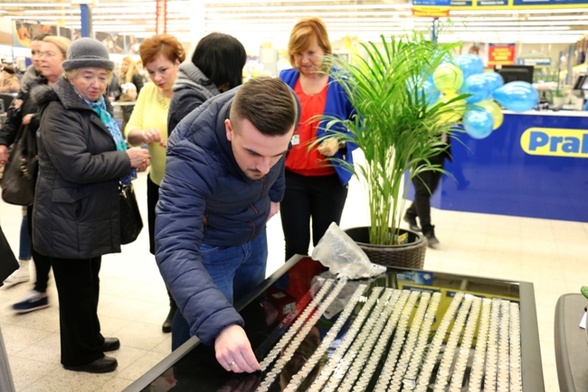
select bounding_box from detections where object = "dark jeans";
[19,210,31,260]
[171,231,268,350]
[51,256,105,366]
[280,171,348,261]
[27,204,51,293]
[406,153,446,234]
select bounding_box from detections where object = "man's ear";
[225,119,233,142]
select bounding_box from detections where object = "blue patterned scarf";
[82,95,136,185]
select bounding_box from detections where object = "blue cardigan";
[279,68,356,186]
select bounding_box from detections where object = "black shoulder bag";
[0,122,38,206]
[119,182,143,244]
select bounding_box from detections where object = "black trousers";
[27,204,52,293]
[406,153,446,234]
[51,256,105,366]
[280,171,348,261]
[147,174,176,310]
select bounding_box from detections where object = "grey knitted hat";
[62,37,114,72]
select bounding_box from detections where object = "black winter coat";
[32,77,133,259]
[167,62,220,136]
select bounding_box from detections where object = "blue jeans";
[171,230,268,350]
[19,210,32,261]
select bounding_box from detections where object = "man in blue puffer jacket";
[155,77,299,373]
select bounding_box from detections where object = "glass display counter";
[124,256,544,392]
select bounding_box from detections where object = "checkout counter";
[555,293,588,392]
[124,255,544,392]
[436,110,588,223]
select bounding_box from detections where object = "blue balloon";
[453,54,484,81]
[461,74,490,104]
[409,79,441,106]
[480,72,504,93]
[464,54,484,75]
[422,80,440,105]
[464,107,494,139]
[492,81,539,112]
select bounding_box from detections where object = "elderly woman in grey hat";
[32,37,150,374]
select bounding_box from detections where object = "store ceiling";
[1,0,587,51]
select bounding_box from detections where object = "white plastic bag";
[311,222,386,280]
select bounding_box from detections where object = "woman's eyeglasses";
[39,51,58,58]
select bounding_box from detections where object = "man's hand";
[268,201,280,220]
[215,324,260,373]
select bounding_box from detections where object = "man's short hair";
[231,77,297,137]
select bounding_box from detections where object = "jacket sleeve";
[155,140,244,346]
[168,90,206,137]
[0,102,23,147]
[40,102,131,184]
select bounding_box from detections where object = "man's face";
[225,117,293,181]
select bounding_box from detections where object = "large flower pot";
[344,226,427,269]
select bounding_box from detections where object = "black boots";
[403,213,421,232]
[424,227,440,249]
[162,306,175,333]
[162,302,177,333]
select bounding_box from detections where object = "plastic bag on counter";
[311,222,386,280]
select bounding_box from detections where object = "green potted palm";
[320,32,467,268]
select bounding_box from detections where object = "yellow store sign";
[521,128,588,158]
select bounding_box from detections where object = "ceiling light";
[1,2,70,7]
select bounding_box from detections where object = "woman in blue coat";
[279,17,356,261]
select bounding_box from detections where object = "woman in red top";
[279,17,355,261]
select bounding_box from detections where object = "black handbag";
[0,123,38,206]
[119,182,143,245]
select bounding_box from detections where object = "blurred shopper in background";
[118,56,144,130]
[403,136,450,249]
[33,37,150,374]
[20,33,50,93]
[0,65,20,93]
[124,34,184,333]
[3,33,50,288]
[279,17,356,261]
[0,35,71,313]
[2,207,32,287]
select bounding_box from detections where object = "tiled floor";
[1,170,587,391]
